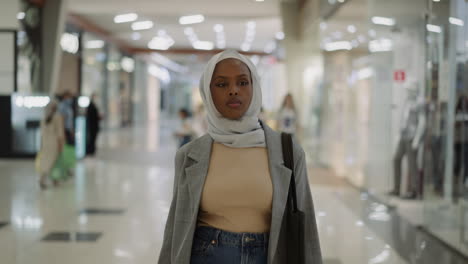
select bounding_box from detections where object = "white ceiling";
[68,0,284,52]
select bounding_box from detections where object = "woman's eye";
[216,83,227,87]
[240,81,249,86]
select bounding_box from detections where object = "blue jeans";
[190,226,269,264]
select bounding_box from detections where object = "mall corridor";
[0,122,465,264]
[1,0,468,263]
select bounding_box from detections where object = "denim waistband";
[194,226,269,247]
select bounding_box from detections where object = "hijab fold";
[200,50,265,148]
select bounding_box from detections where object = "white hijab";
[200,49,265,148]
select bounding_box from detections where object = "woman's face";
[210,58,253,120]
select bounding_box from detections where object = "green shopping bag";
[50,153,65,181]
[62,144,76,170]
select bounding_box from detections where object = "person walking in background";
[86,93,101,156]
[277,93,298,134]
[158,50,322,264]
[36,100,65,189]
[58,91,75,145]
[174,108,194,147]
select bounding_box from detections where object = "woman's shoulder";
[176,134,212,157]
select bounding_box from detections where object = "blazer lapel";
[262,123,292,263]
[184,135,213,219]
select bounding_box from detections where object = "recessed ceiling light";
[85,40,105,49]
[347,25,357,33]
[131,21,154,31]
[148,36,174,50]
[114,13,138,24]
[449,17,464,26]
[17,12,25,20]
[193,41,214,50]
[427,24,442,33]
[275,32,285,40]
[371,16,396,26]
[179,14,205,25]
[324,41,352,51]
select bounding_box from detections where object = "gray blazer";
[158,123,322,264]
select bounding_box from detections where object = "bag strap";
[281,133,299,212]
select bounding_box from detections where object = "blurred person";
[158,50,322,264]
[174,108,193,147]
[58,91,75,145]
[86,94,101,156]
[192,104,208,138]
[277,93,298,134]
[57,91,77,178]
[36,100,65,189]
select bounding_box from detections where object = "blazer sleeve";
[293,137,323,264]
[158,150,184,264]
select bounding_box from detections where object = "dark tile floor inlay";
[42,232,102,242]
[0,222,9,229]
[80,208,125,215]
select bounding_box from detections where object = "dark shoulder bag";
[281,133,306,264]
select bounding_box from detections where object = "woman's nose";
[228,84,239,96]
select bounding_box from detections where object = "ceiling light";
[121,57,135,73]
[85,40,105,49]
[338,0,345,3]
[427,24,442,33]
[148,36,174,50]
[17,12,25,20]
[324,41,352,51]
[131,21,154,31]
[371,16,396,26]
[61,33,80,54]
[275,32,285,40]
[114,13,138,23]
[449,17,464,26]
[132,32,141,40]
[255,0,265,2]
[433,0,440,2]
[214,24,224,33]
[347,25,357,33]
[369,38,393,52]
[193,41,214,50]
[179,14,205,25]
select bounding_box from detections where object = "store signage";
[394,70,406,82]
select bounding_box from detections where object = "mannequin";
[390,82,426,199]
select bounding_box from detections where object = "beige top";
[197,143,273,233]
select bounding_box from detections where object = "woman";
[37,100,65,189]
[277,94,298,134]
[158,50,322,264]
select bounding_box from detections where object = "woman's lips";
[227,99,242,109]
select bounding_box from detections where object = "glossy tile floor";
[0,122,465,264]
